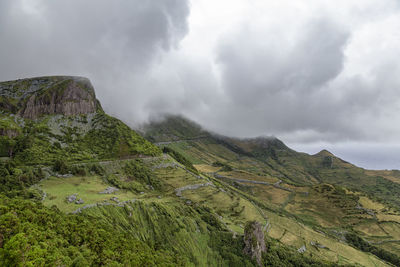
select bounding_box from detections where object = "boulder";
[297,245,307,253]
[66,193,77,203]
[110,197,119,203]
[99,186,119,194]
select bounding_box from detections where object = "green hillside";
[0,77,398,266]
[0,76,160,165]
[141,115,400,266]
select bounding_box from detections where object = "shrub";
[345,232,400,266]
[70,165,88,176]
[88,163,105,176]
[163,147,198,174]
[53,158,69,174]
[212,161,233,171]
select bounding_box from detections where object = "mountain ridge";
[0,76,399,266]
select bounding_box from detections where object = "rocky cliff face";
[243,221,266,266]
[0,76,101,119]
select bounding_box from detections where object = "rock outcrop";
[99,186,119,194]
[66,193,78,203]
[0,76,101,119]
[243,221,266,266]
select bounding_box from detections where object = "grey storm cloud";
[1,0,400,168]
[212,18,351,138]
[0,0,190,120]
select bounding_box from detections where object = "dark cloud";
[207,18,351,139]
[0,0,190,120]
[0,0,189,74]
[1,0,400,168]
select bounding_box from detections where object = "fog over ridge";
[1,0,400,169]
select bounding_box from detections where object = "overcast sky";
[1,0,400,169]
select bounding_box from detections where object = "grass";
[377,214,400,223]
[283,185,360,228]
[79,198,244,267]
[359,196,386,211]
[380,222,400,239]
[194,164,221,173]
[35,156,393,266]
[264,210,389,266]
[153,167,200,193]
[40,175,137,213]
[354,222,389,237]
[181,185,266,234]
[219,170,279,183]
[248,184,291,206]
[365,169,400,185]
[7,112,161,165]
[378,241,400,256]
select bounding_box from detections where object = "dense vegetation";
[0,146,345,266]
[345,232,400,266]
[163,146,198,174]
[143,115,208,143]
[0,196,182,266]
[262,239,339,267]
[104,159,162,192]
[0,161,45,198]
[83,114,160,159]
[212,161,233,171]
[0,113,160,165]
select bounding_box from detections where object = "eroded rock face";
[0,76,101,119]
[19,78,98,119]
[243,221,266,266]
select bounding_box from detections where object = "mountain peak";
[315,149,334,157]
[0,76,102,118]
[141,114,209,142]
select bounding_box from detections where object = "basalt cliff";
[0,76,101,119]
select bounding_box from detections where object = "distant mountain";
[141,114,210,142]
[142,114,400,211]
[140,115,400,265]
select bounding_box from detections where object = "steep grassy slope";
[0,77,343,266]
[0,77,397,266]
[34,155,385,266]
[141,115,400,266]
[142,115,400,208]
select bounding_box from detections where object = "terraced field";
[40,176,139,213]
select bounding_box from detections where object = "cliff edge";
[0,76,102,119]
